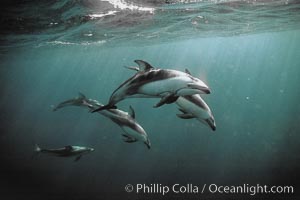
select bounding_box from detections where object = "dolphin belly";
[176,95,216,131]
[176,97,211,120]
[98,108,150,149]
[120,123,150,149]
[122,126,143,140]
[176,87,209,96]
[137,77,192,96]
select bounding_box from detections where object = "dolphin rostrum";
[53,93,151,149]
[92,60,210,112]
[176,94,216,131]
[34,144,94,161]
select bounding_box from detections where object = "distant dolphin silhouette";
[52,92,94,111]
[34,144,94,161]
[53,93,151,149]
[92,60,210,112]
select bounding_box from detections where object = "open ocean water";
[1,0,300,199]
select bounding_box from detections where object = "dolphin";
[53,93,151,149]
[176,94,216,131]
[34,144,94,161]
[123,64,216,130]
[91,60,210,112]
[52,92,94,111]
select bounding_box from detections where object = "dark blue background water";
[1,1,300,200]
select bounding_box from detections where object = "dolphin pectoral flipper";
[122,135,138,143]
[176,113,195,119]
[134,60,154,71]
[74,155,82,162]
[178,108,188,114]
[154,94,179,108]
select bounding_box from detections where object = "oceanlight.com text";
[125,183,294,196]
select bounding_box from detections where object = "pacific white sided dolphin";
[34,144,94,161]
[53,93,151,149]
[92,60,210,112]
[176,94,216,131]
[52,92,94,111]
[123,65,216,130]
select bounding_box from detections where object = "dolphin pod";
[53,93,151,149]
[118,60,216,130]
[36,60,215,159]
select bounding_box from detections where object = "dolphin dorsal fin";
[65,145,73,151]
[129,105,135,119]
[78,92,86,99]
[134,60,154,71]
[185,69,191,75]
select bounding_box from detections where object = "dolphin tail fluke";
[91,104,117,113]
[31,144,43,159]
[124,66,139,72]
[52,105,58,112]
[32,144,42,159]
[34,144,41,152]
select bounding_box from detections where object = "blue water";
[1,1,300,200]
